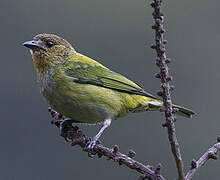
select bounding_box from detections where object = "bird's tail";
[148,101,195,118]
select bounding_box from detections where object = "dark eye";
[46,40,55,48]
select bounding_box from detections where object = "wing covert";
[63,54,156,99]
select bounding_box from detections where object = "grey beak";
[22,40,45,50]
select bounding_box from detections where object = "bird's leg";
[85,118,112,150]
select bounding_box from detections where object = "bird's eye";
[46,40,55,48]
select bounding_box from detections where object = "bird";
[23,33,195,149]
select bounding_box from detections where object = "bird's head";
[23,33,74,72]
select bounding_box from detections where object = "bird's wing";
[63,53,157,99]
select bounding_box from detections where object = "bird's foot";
[59,118,76,142]
[84,138,99,157]
[84,137,100,151]
[85,139,97,150]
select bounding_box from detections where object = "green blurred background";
[1,0,220,179]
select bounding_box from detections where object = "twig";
[185,140,220,180]
[150,0,185,179]
[48,108,165,180]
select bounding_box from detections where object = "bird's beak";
[22,40,45,51]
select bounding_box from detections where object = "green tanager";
[23,34,195,149]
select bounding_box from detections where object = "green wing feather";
[63,53,156,98]
[61,52,195,118]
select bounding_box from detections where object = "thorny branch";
[49,108,165,180]
[185,139,220,180]
[150,0,185,179]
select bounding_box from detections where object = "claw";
[85,138,97,151]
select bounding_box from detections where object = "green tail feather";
[148,101,195,118]
[172,104,195,118]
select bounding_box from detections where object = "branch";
[185,139,220,180]
[48,108,165,180]
[150,0,185,179]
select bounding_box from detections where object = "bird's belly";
[52,98,111,123]
[42,82,127,123]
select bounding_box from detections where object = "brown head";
[23,33,75,72]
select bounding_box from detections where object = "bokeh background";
[1,0,220,179]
